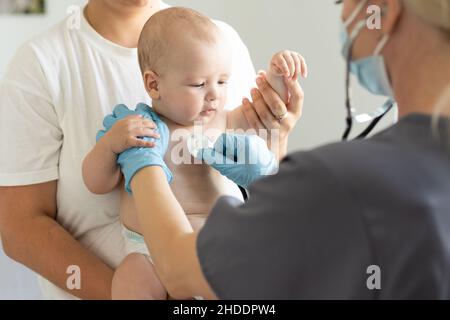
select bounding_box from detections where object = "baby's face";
[153,39,232,126]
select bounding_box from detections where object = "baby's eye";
[190,82,205,88]
[218,80,228,85]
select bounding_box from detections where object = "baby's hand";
[269,50,308,80]
[102,115,160,154]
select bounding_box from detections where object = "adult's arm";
[130,167,216,299]
[0,45,114,299]
[0,182,114,299]
[129,150,373,299]
[197,151,373,299]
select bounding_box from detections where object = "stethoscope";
[341,14,398,141]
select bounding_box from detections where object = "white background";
[0,0,394,299]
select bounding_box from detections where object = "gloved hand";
[96,103,137,142]
[197,133,278,188]
[98,103,172,193]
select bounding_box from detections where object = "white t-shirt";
[0,5,256,299]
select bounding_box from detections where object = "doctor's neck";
[386,11,450,117]
[85,0,162,48]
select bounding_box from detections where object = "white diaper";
[121,224,153,263]
[120,223,204,300]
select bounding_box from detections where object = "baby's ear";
[143,71,160,100]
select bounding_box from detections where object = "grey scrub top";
[197,114,450,299]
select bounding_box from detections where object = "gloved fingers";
[198,147,224,165]
[96,129,106,142]
[137,105,168,135]
[148,108,162,123]
[243,135,276,167]
[135,102,152,113]
[216,133,275,166]
[135,103,160,122]
[213,133,235,158]
[103,114,117,130]
[113,104,132,118]
[135,103,154,119]
[214,133,250,161]
[154,118,170,140]
[265,155,279,175]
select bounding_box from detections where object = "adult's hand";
[197,133,278,188]
[98,103,172,193]
[241,72,305,159]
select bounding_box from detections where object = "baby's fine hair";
[138,7,221,75]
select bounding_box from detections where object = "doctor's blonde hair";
[404,0,450,36]
[407,1,450,137]
[432,86,450,142]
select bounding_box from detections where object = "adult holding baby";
[103,0,450,299]
[82,6,306,300]
[0,1,300,299]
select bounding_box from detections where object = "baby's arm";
[82,115,158,194]
[227,50,307,131]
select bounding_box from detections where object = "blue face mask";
[340,20,394,98]
[338,0,396,140]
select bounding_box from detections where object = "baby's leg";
[112,253,167,300]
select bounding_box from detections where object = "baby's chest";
[166,158,235,215]
[165,139,243,214]
[163,113,242,213]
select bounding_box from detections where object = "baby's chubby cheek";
[162,103,203,126]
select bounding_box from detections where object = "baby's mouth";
[200,107,217,116]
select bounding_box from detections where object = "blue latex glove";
[197,133,278,188]
[96,104,135,142]
[97,103,172,193]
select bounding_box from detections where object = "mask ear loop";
[374,33,398,126]
[344,0,369,28]
[342,0,369,140]
[353,29,394,138]
[343,20,367,140]
[373,33,390,55]
[341,0,394,140]
[342,25,394,140]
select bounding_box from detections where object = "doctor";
[80,0,450,299]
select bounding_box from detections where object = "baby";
[82,7,306,300]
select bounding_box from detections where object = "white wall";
[0,241,42,299]
[0,0,396,151]
[0,0,396,299]
[0,0,87,76]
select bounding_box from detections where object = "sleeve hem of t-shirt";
[0,167,59,186]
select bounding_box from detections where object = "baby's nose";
[206,86,219,101]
